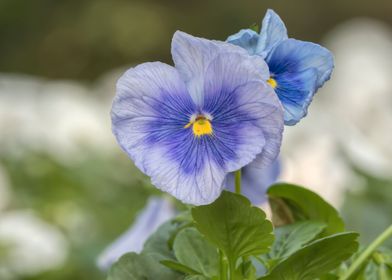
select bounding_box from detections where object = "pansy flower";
[111,31,284,205]
[227,9,334,125]
[225,159,280,205]
[97,197,176,270]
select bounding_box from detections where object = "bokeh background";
[0,0,391,279]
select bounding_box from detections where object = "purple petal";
[97,197,176,270]
[202,52,284,173]
[112,62,194,174]
[171,31,260,105]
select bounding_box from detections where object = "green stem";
[220,250,228,280]
[340,224,392,280]
[234,169,241,194]
[229,259,236,280]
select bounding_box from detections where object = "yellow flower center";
[267,77,278,89]
[184,115,213,137]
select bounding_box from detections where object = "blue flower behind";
[225,159,280,205]
[97,197,176,270]
[227,9,334,125]
[111,31,284,205]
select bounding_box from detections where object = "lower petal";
[145,142,227,205]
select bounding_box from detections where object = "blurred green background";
[0,0,391,279]
[1,0,392,81]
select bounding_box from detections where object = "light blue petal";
[225,159,281,205]
[97,197,176,270]
[269,38,334,89]
[203,52,284,173]
[276,68,318,125]
[226,29,260,55]
[171,31,251,106]
[267,39,334,125]
[256,9,288,58]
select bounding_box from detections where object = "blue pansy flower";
[227,9,334,125]
[111,31,284,205]
[97,197,176,270]
[225,159,280,205]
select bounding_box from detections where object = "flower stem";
[229,259,236,280]
[220,250,228,280]
[234,169,241,194]
[340,224,392,280]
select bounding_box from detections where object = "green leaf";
[192,191,274,268]
[260,232,359,280]
[270,221,327,260]
[173,227,219,277]
[184,276,209,280]
[242,259,258,280]
[379,263,392,279]
[161,259,200,275]
[268,183,345,235]
[319,274,339,280]
[108,252,182,280]
[352,249,392,280]
[143,219,181,259]
[249,23,259,32]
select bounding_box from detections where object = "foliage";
[0,151,154,280]
[107,186,390,280]
[267,183,345,235]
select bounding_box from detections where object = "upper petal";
[171,31,251,106]
[226,29,260,55]
[256,9,288,58]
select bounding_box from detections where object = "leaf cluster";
[107,184,390,280]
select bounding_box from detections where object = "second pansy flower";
[227,9,334,125]
[111,31,284,205]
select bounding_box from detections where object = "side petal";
[269,38,334,89]
[256,9,288,58]
[96,197,176,270]
[112,62,195,174]
[203,52,284,173]
[226,29,260,55]
[225,159,281,205]
[267,39,334,125]
[275,68,318,125]
[171,31,251,105]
